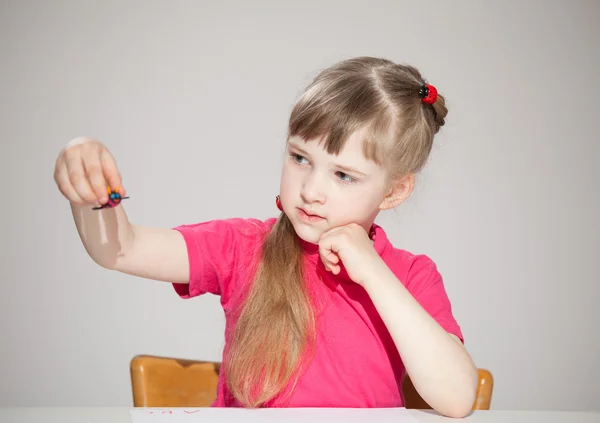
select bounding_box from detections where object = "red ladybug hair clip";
[93,186,129,210]
[419,84,438,105]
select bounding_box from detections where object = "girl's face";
[279,129,396,245]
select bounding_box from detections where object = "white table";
[0,407,598,423]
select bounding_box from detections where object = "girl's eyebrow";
[335,164,367,177]
[287,141,310,156]
[288,140,367,177]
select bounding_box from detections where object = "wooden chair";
[130,355,220,407]
[130,354,493,409]
[402,368,493,410]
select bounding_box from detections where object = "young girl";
[54,56,478,417]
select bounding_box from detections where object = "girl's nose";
[300,172,326,204]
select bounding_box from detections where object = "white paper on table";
[130,407,419,423]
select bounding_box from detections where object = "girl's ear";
[379,173,415,210]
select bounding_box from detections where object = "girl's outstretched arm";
[55,137,190,284]
[70,203,189,283]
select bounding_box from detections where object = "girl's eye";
[336,172,356,184]
[291,153,309,165]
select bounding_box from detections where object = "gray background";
[1,0,598,411]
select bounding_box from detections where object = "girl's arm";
[363,265,478,418]
[70,203,189,283]
[56,137,190,284]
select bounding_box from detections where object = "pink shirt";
[172,217,463,408]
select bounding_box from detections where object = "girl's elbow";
[439,372,478,418]
[439,391,476,418]
[442,402,473,419]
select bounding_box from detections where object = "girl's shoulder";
[176,216,277,241]
[373,223,439,275]
[384,247,439,274]
[374,225,443,290]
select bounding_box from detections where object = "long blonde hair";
[224,57,448,407]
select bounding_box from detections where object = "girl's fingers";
[318,232,343,275]
[54,160,85,204]
[328,264,340,274]
[83,153,109,205]
[100,149,125,197]
[64,149,98,204]
[54,138,126,207]
[320,251,340,274]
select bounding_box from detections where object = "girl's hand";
[318,223,386,286]
[53,137,124,206]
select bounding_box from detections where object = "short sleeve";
[404,255,464,343]
[171,218,267,303]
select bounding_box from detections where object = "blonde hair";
[224,56,448,407]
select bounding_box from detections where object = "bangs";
[287,76,395,166]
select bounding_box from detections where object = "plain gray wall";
[1,0,598,411]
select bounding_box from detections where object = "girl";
[54,56,478,417]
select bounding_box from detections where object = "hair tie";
[419,84,438,105]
